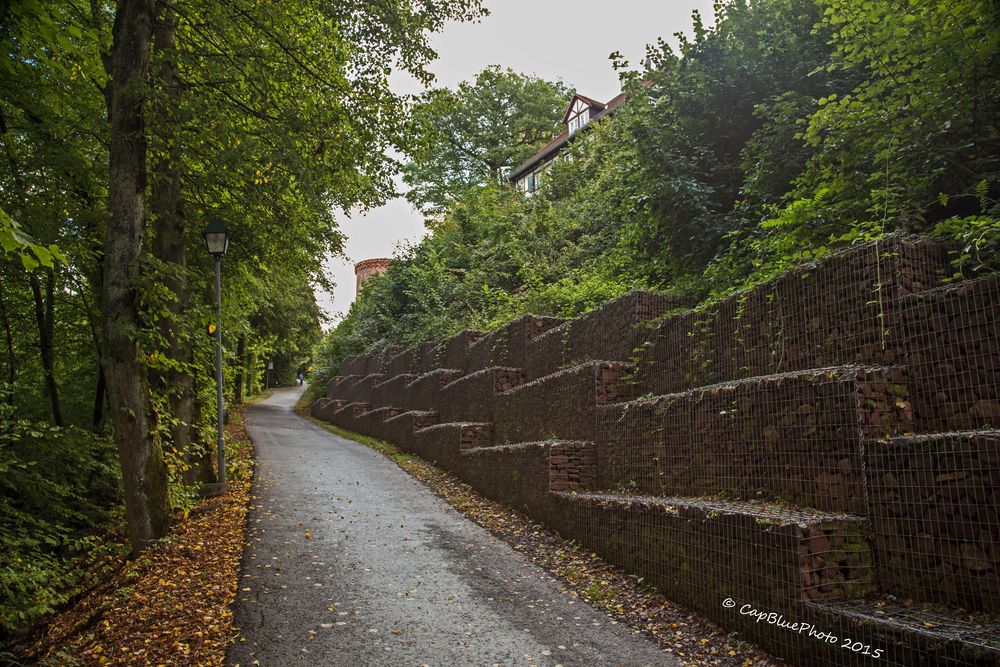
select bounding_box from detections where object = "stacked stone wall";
[526,291,687,380]
[867,431,1000,610]
[466,315,565,372]
[597,366,911,513]
[402,369,463,412]
[311,236,999,666]
[385,349,417,377]
[438,367,525,423]
[367,374,415,408]
[493,362,635,445]
[636,237,949,396]
[903,275,1000,432]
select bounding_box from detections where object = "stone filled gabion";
[527,291,688,380]
[903,275,1000,432]
[466,315,565,372]
[317,236,1000,666]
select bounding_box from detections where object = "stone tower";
[354,258,392,297]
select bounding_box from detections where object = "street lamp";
[203,218,229,488]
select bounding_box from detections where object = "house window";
[526,170,541,193]
[519,169,542,194]
[568,107,589,135]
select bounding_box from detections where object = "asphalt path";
[227,386,672,667]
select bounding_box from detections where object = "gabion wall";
[313,236,999,666]
[466,314,565,372]
[526,290,689,380]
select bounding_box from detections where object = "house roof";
[509,128,571,181]
[560,92,606,123]
[604,91,627,113]
[510,89,631,182]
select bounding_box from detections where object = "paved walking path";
[227,386,672,666]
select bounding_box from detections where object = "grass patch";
[299,413,416,466]
[243,389,274,405]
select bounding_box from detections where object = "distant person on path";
[297,371,304,386]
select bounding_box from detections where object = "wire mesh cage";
[311,236,999,665]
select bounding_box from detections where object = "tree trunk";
[93,366,106,432]
[75,272,108,432]
[0,279,14,403]
[29,270,63,426]
[104,0,171,555]
[150,2,200,482]
[190,394,216,484]
[234,334,245,404]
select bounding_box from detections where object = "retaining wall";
[311,236,998,666]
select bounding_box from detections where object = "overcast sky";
[317,0,717,324]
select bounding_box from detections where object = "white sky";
[317,0,717,324]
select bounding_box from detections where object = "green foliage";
[316,0,999,374]
[762,0,1000,250]
[403,67,569,216]
[0,209,65,272]
[0,391,123,638]
[482,272,638,327]
[932,214,1000,275]
[0,0,489,644]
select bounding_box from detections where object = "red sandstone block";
[458,441,596,512]
[369,374,416,409]
[494,361,635,445]
[310,398,329,419]
[354,406,404,441]
[342,373,385,404]
[326,401,369,431]
[466,315,566,372]
[548,492,872,613]
[327,374,362,400]
[438,367,525,423]
[402,369,463,412]
[383,410,438,449]
[410,422,490,472]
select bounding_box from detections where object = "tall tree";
[403,66,569,216]
[148,0,205,482]
[1,0,110,427]
[27,269,62,425]
[2,0,488,556]
[103,0,172,553]
[102,0,487,552]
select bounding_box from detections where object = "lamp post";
[203,218,230,488]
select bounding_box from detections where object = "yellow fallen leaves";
[26,406,257,666]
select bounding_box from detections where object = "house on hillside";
[509,87,633,194]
